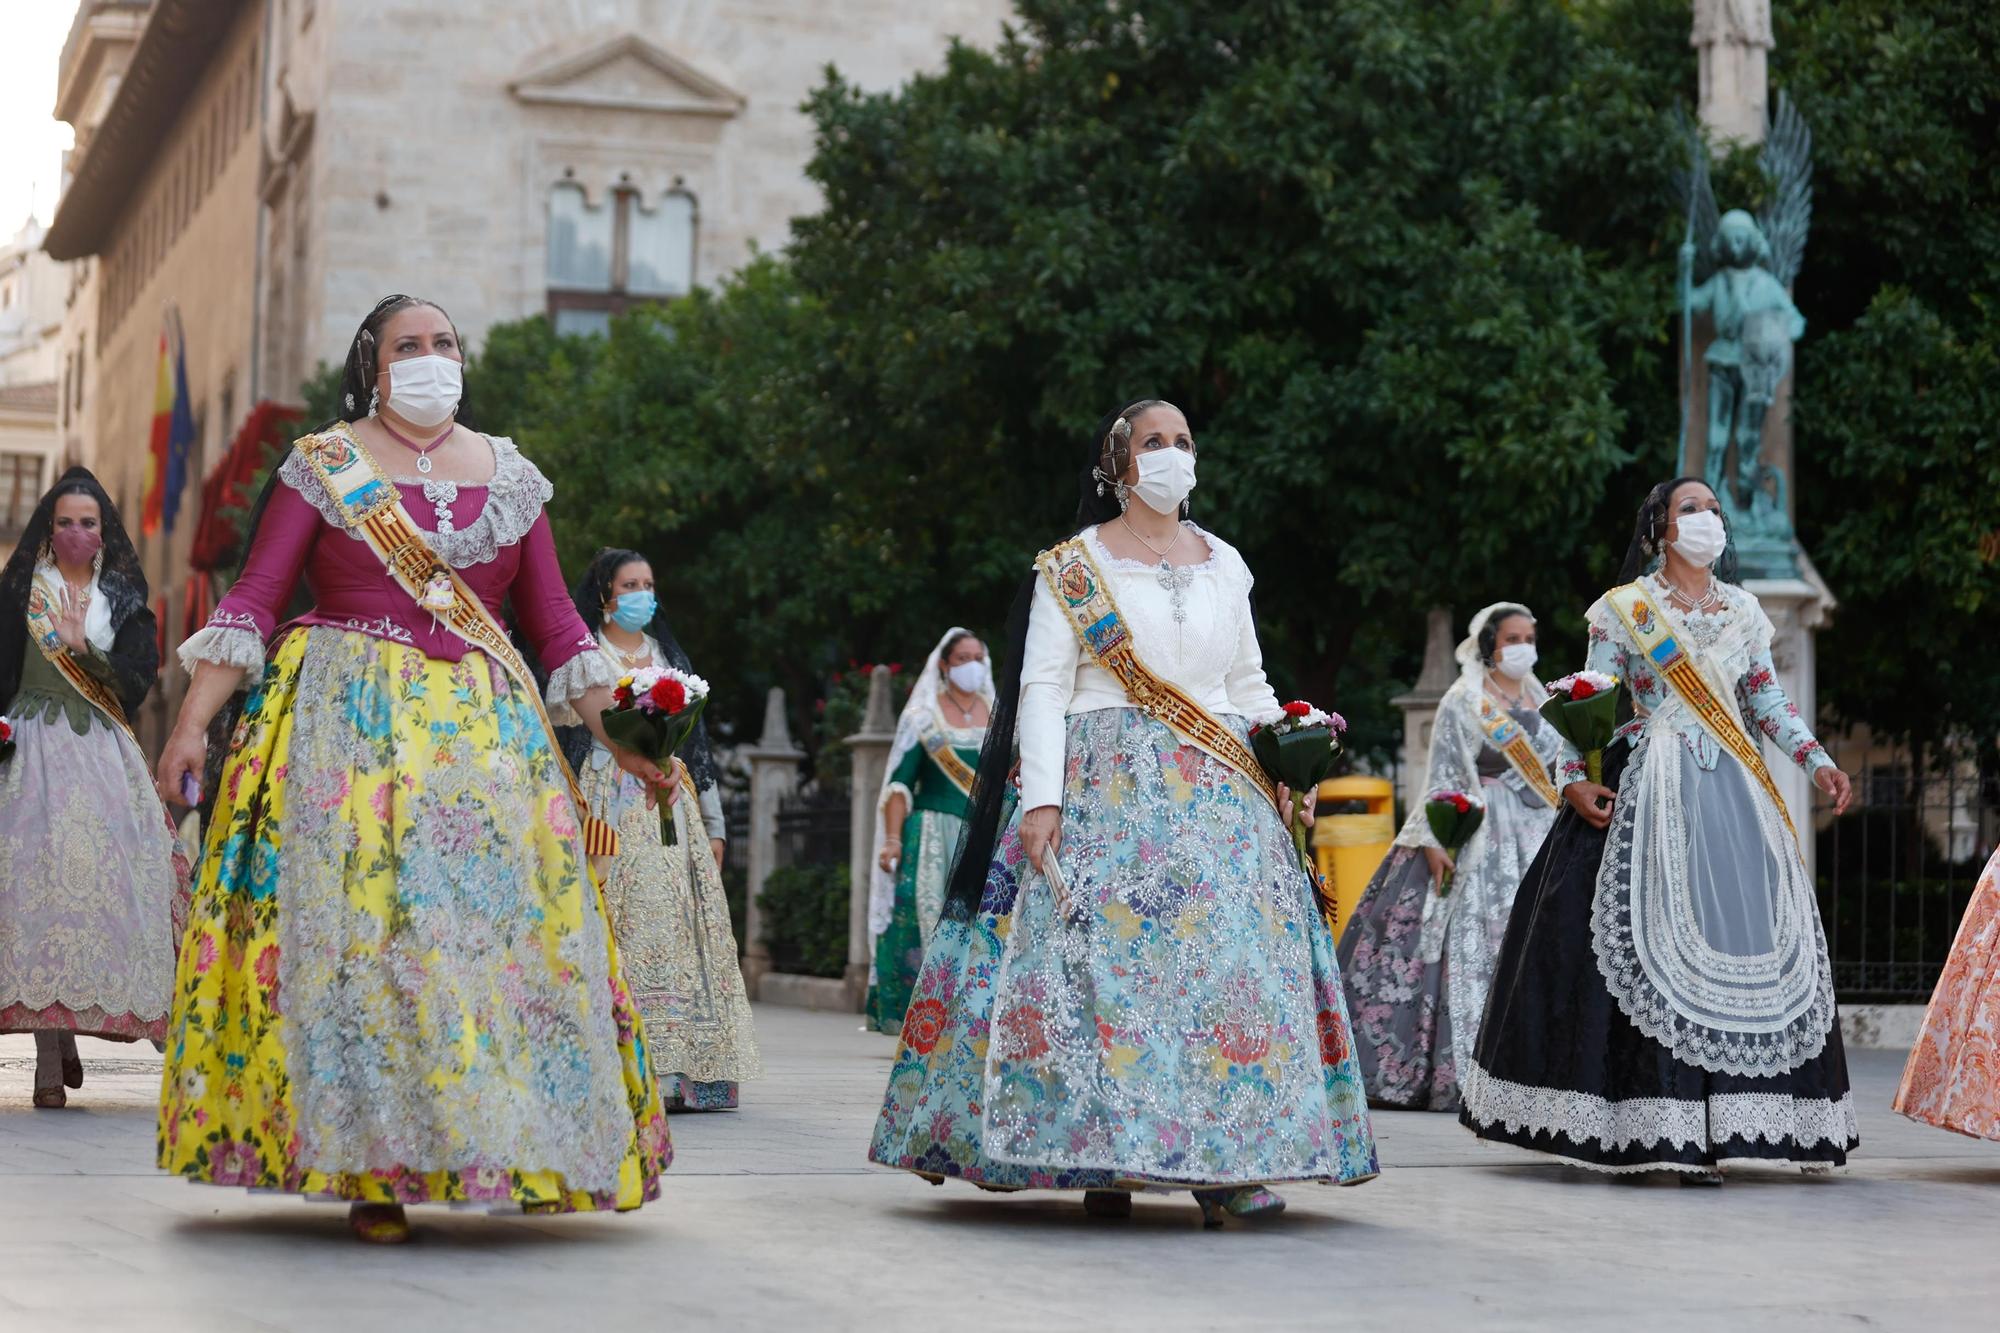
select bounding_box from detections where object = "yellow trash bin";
[1311,776,1396,943]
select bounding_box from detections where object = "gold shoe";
[348,1203,411,1245]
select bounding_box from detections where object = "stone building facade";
[0,219,68,563]
[44,0,1010,742]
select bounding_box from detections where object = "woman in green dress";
[866,628,991,1033]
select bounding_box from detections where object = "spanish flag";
[140,326,172,535]
[140,311,196,537]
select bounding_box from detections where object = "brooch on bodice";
[1157,560,1193,624]
[422,480,460,535]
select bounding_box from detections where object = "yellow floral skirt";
[158,627,671,1212]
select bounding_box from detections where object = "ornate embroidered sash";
[295,426,618,856]
[919,721,978,798]
[1475,691,1560,809]
[1606,580,1797,847]
[1036,538,1280,813]
[25,574,137,742]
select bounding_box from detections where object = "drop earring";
[368,386,381,416]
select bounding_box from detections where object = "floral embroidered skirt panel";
[157,628,671,1211]
[866,807,964,1033]
[580,746,761,1110]
[0,695,190,1042]
[1460,741,1858,1170]
[1894,845,2000,1141]
[869,709,1379,1190]
[1337,783,1556,1111]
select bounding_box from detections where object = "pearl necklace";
[1661,571,1724,615]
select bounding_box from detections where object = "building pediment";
[508,33,746,118]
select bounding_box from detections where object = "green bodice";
[10,631,115,736]
[889,726,985,820]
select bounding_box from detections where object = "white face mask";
[1495,642,1538,680]
[383,354,463,428]
[1671,509,1728,568]
[1128,447,1196,516]
[947,660,988,694]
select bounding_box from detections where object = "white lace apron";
[1590,591,1834,1077]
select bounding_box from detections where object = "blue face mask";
[609,590,656,631]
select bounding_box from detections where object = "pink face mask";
[51,526,102,567]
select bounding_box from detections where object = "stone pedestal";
[1391,607,1458,820]
[740,687,804,1000]
[1692,0,1773,147]
[843,667,898,1013]
[1745,555,1835,880]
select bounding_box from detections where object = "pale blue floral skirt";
[868,709,1379,1190]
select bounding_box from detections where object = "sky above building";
[0,0,82,234]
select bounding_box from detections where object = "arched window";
[626,190,696,298]
[546,179,696,337]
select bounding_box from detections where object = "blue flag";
[164,311,196,534]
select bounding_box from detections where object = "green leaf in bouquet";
[599,697,710,847]
[1422,798,1485,895]
[1536,687,1622,755]
[1256,724,1343,791]
[601,706,669,757]
[1423,800,1485,851]
[1251,724,1281,778]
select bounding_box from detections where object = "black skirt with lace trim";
[1458,740,1858,1172]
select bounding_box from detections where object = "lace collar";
[278,430,555,568]
[596,628,659,671]
[1083,522,1221,575]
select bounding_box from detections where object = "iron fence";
[1815,748,1997,1003]
[775,787,851,870]
[722,790,750,850]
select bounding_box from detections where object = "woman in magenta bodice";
[154,295,675,1243]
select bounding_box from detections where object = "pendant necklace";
[380,418,453,475]
[1120,514,1192,624]
[604,624,652,669]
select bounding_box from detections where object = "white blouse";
[1016,524,1281,811]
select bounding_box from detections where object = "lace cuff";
[544,645,620,726]
[177,625,267,677]
[880,780,916,821]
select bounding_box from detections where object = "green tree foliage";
[495,0,1699,760]
[787,0,1710,759]
[1804,291,1999,763]
[1777,1,2000,771]
[470,0,1994,772]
